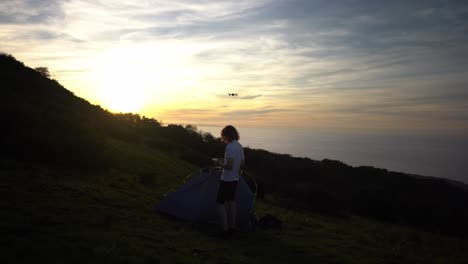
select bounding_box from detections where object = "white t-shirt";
[221,140,245,182]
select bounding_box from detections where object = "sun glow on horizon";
[91,47,152,113]
[88,43,211,114]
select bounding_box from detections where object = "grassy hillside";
[1,53,468,263]
[2,159,468,264]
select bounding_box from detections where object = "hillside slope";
[2,159,468,264]
[1,53,468,263]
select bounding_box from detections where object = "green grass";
[1,140,468,264]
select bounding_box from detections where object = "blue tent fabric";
[158,169,254,229]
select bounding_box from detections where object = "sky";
[1,0,468,134]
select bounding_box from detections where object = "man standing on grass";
[217,125,245,238]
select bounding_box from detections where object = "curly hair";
[221,125,240,142]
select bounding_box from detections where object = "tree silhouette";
[34,67,50,78]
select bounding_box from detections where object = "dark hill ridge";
[1,52,468,240]
[1,53,111,168]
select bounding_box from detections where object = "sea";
[199,126,468,184]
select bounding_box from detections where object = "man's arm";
[220,157,234,170]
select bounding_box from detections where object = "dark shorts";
[216,180,238,204]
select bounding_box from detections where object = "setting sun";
[88,43,209,114]
[91,47,152,113]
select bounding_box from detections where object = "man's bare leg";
[217,204,228,231]
[227,201,237,230]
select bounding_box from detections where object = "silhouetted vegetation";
[34,67,50,78]
[1,54,110,169]
[1,52,468,241]
[244,151,468,237]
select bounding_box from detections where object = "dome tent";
[158,168,256,229]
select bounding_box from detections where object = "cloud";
[222,106,293,117]
[216,93,263,100]
[0,0,65,24]
[240,94,262,100]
